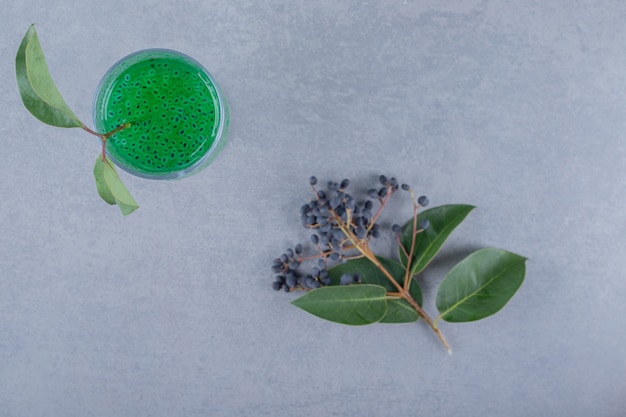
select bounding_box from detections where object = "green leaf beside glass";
[15,24,137,215]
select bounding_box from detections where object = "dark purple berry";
[285,274,297,288]
[401,184,410,191]
[340,273,353,285]
[305,276,320,289]
[330,197,342,210]
[309,176,318,186]
[418,196,429,207]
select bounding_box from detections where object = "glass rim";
[92,48,227,180]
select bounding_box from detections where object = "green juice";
[93,49,228,179]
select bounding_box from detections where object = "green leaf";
[435,248,526,323]
[399,204,475,275]
[327,256,422,324]
[291,284,388,326]
[15,24,83,128]
[94,156,139,215]
[94,164,116,206]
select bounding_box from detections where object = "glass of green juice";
[93,49,228,179]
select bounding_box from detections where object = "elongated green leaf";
[399,204,475,275]
[436,248,526,323]
[291,284,388,326]
[327,257,422,324]
[94,157,116,205]
[15,24,83,128]
[94,156,139,215]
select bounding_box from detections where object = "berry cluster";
[271,175,429,292]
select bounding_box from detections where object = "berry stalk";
[272,175,452,353]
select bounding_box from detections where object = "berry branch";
[272,175,451,352]
[272,176,527,354]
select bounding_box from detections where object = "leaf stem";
[402,292,451,354]
[80,122,131,161]
[80,123,104,138]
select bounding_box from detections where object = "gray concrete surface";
[1,1,625,416]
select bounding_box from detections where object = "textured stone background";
[1,1,625,416]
